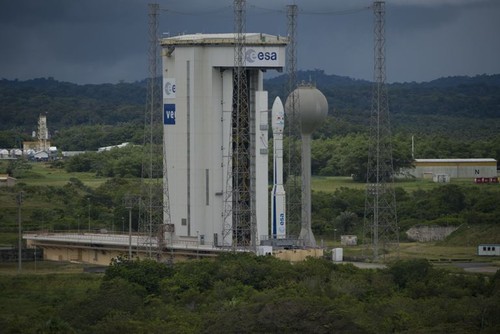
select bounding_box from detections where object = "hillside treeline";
[1,255,499,333]
[1,71,500,150]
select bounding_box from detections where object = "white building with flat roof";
[410,158,498,179]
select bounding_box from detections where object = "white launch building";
[161,33,287,248]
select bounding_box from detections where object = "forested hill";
[1,71,499,134]
[266,70,500,119]
[0,77,146,131]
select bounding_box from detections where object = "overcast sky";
[0,0,498,84]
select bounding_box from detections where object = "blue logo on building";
[164,104,176,125]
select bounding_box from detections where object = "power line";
[159,4,370,17]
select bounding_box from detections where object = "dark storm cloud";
[0,0,149,83]
[0,0,498,84]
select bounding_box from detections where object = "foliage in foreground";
[0,255,499,333]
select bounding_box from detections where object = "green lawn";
[311,175,499,193]
[25,163,108,188]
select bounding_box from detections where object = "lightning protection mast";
[364,1,399,261]
[285,4,302,239]
[139,3,171,259]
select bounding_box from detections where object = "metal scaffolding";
[223,0,256,249]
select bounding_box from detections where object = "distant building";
[410,159,497,180]
[0,149,9,159]
[0,174,16,187]
[478,244,500,256]
[61,151,86,158]
[341,235,358,246]
[97,142,130,152]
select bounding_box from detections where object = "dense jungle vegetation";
[1,255,499,333]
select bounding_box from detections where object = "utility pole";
[87,197,91,232]
[17,191,24,274]
[124,194,138,259]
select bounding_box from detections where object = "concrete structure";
[23,232,226,265]
[161,33,287,248]
[23,232,323,265]
[273,248,324,262]
[406,225,459,242]
[0,174,16,187]
[411,159,497,179]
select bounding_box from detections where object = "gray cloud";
[0,0,498,84]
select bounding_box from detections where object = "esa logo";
[279,213,285,226]
[164,79,176,98]
[245,49,278,63]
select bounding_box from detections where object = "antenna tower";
[223,0,255,249]
[139,3,170,259]
[364,1,399,260]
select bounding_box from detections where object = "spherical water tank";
[285,84,328,134]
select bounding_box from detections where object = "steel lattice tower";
[364,1,399,260]
[139,3,171,258]
[223,0,255,249]
[284,4,302,238]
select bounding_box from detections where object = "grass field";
[0,260,92,275]
[5,161,496,193]
[311,175,495,193]
[23,163,109,188]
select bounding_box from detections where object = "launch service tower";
[161,33,287,248]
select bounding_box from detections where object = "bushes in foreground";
[1,256,498,333]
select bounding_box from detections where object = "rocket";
[271,97,286,239]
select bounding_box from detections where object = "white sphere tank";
[286,84,328,134]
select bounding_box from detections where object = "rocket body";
[271,97,286,239]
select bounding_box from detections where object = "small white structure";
[341,235,358,246]
[433,173,450,183]
[332,248,343,262]
[34,151,49,160]
[257,246,273,256]
[478,244,500,256]
[0,149,9,158]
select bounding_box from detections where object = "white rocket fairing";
[271,97,286,239]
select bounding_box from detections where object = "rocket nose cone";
[272,96,284,113]
[272,96,285,133]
